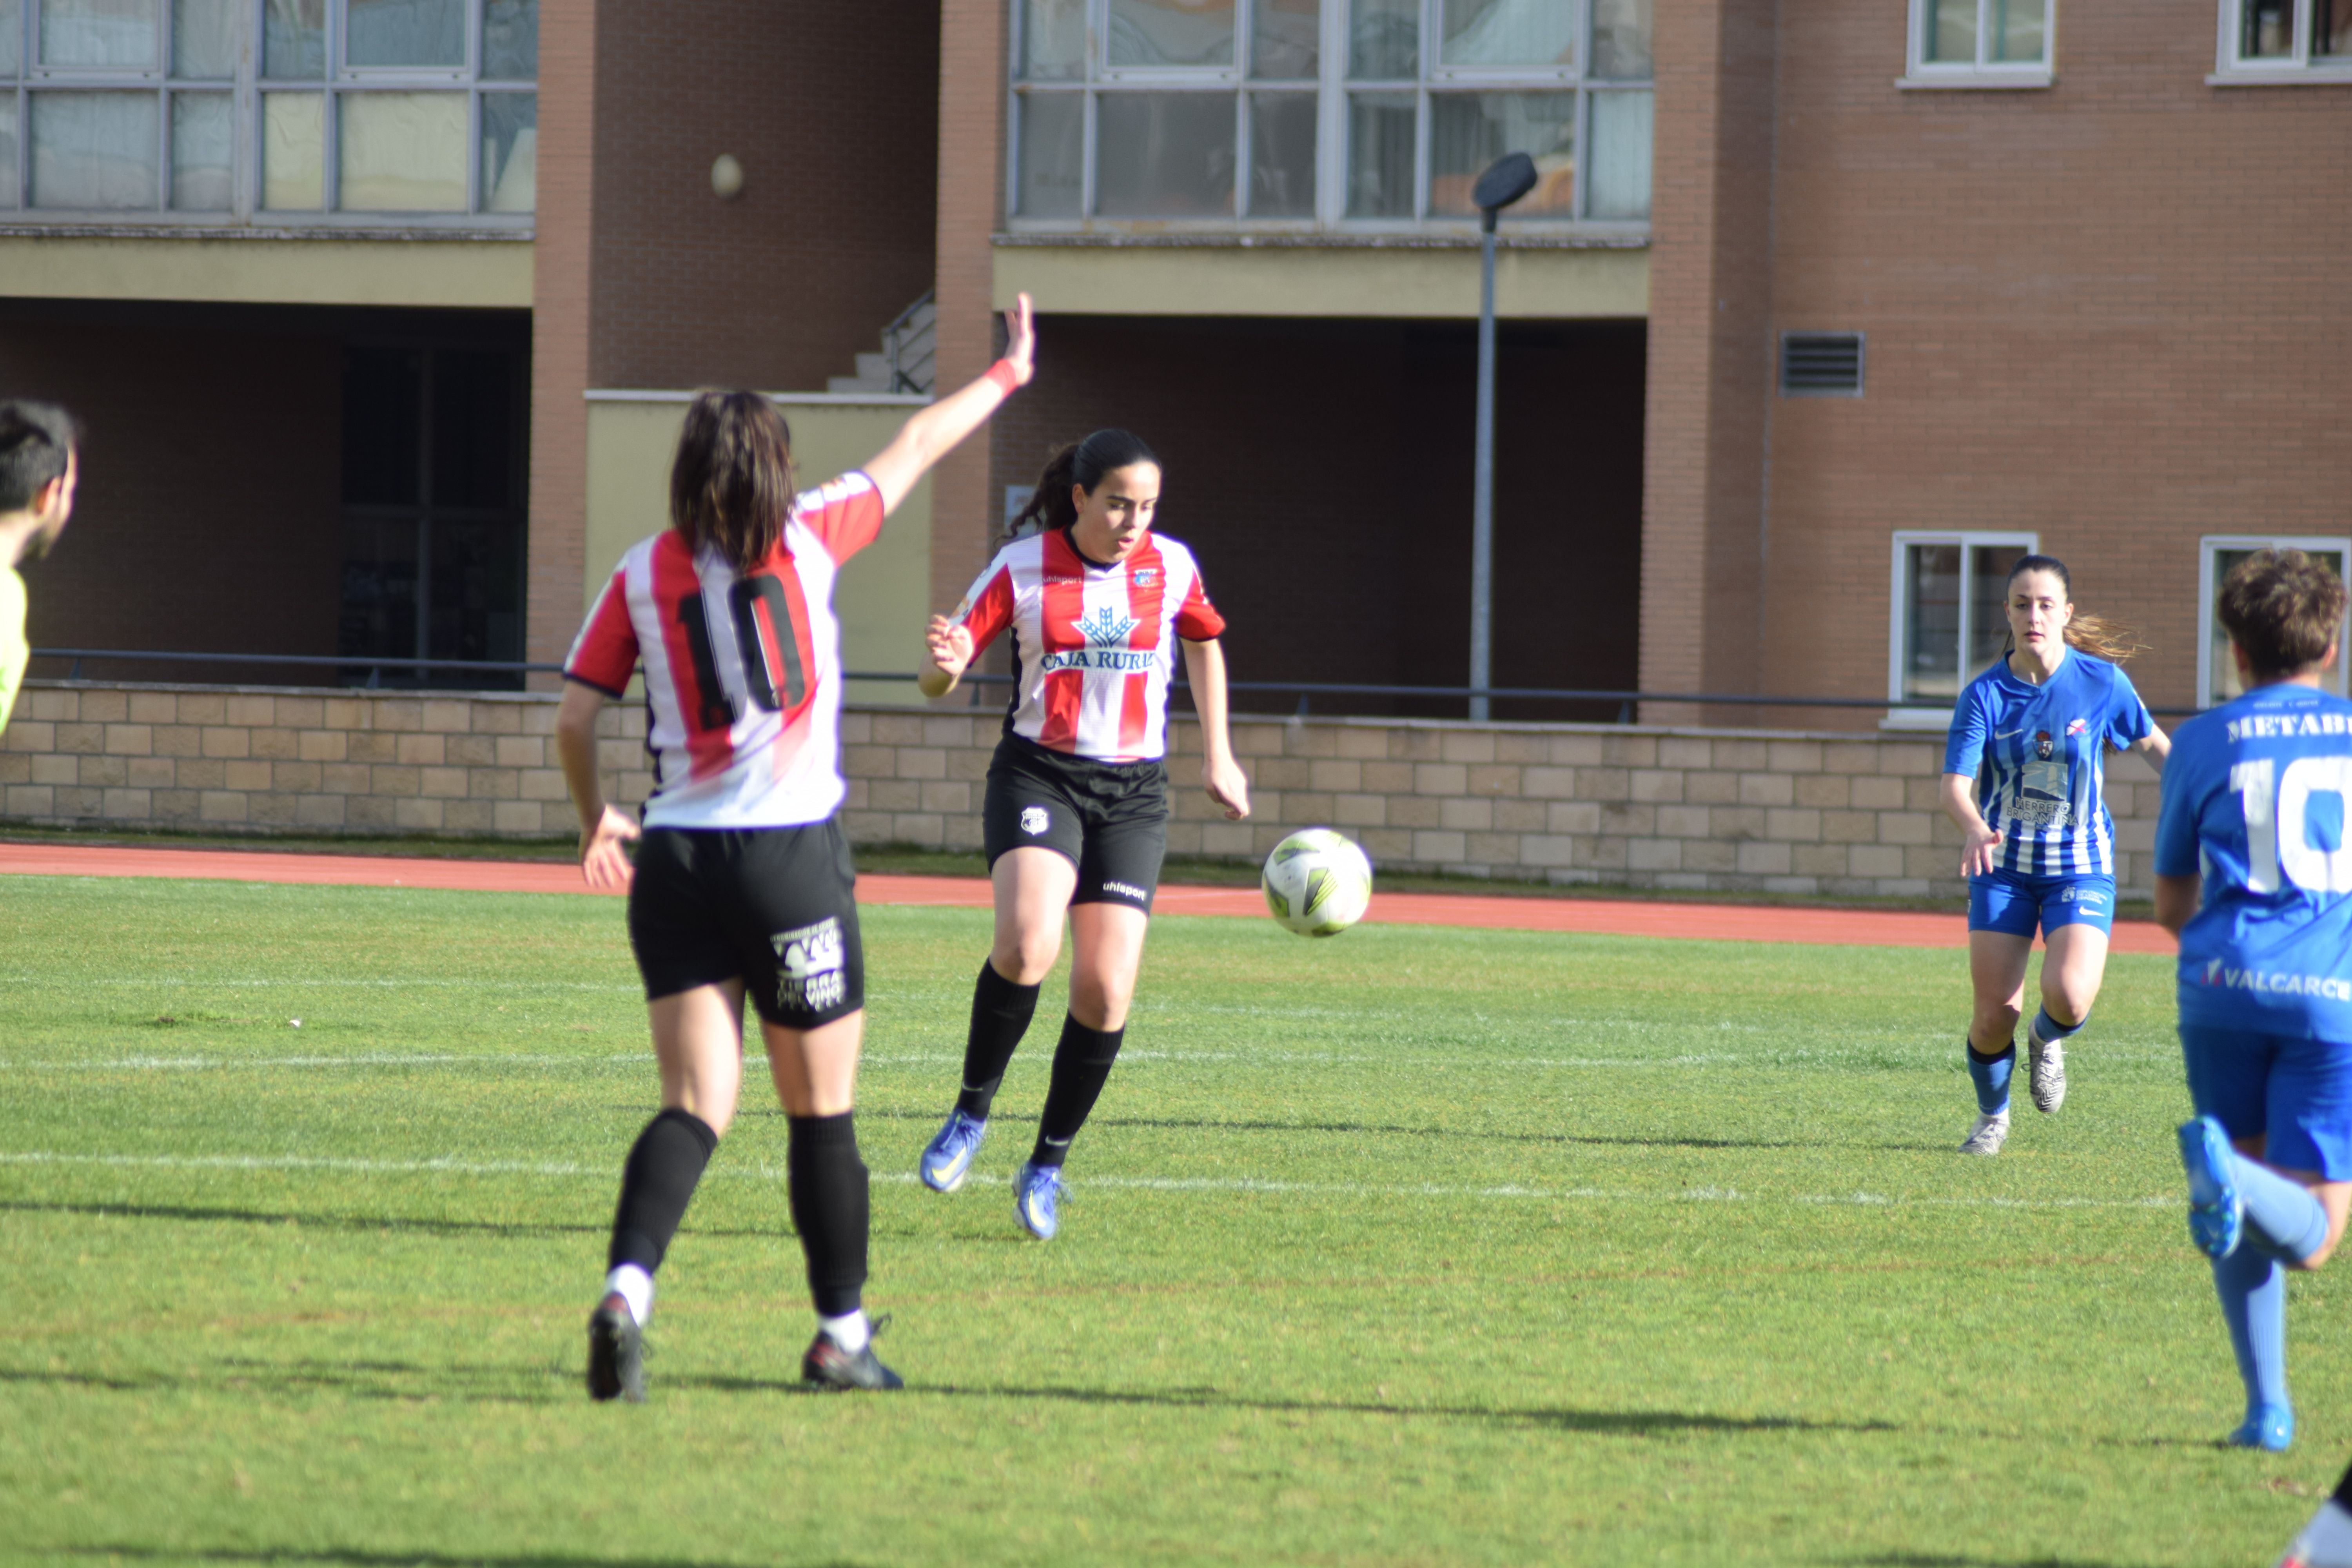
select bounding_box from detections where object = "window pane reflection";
[2319,0,2352,56]
[1248,91,1314,216]
[261,90,323,207]
[1586,89,1649,219]
[1345,91,1414,216]
[339,91,467,211]
[32,93,159,208]
[1252,0,1318,77]
[1022,0,1086,79]
[1969,544,2027,680]
[1439,0,1574,67]
[172,0,239,76]
[1993,0,2044,60]
[481,0,535,78]
[264,0,326,77]
[1905,544,1962,703]
[1096,91,1233,216]
[1428,91,1572,216]
[171,91,231,209]
[1348,0,1417,78]
[0,0,19,74]
[1591,0,1651,78]
[0,100,17,206]
[1018,91,1083,216]
[1926,0,1977,62]
[1107,0,1233,67]
[346,0,465,67]
[480,91,534,212]
[2242,0,2293,56]
[41,0,157,69]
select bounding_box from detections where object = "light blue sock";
[2029,1006,2085,1046]
[2211,1244,2290,1421]
[1965,1040,2014,1116]
[2233,1153,2332,1263]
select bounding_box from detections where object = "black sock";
[955,960,1041,1120]
[787,1113,869,1318]
[1031,1015,1125,1169]
[607,1106,718,1274]
[2335,1457,2352,1511]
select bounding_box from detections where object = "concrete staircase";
[827,292,935,396]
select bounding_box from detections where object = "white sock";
[2292,1501,2352,1567]
[603,1264,654,1327]
[820,1309,870,1354]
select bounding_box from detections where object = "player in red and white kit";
[914,428,1250,1239]
[555,295,1037,1399]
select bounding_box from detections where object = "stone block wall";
[1,681,2164,900]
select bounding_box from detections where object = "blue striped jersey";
[1944,652,2156,877]
[2156,682,2352,1042]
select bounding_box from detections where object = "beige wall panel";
[993,243,1648,319]
[0,236,532,308]
[583,396,934,707]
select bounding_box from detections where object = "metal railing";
[882,290,936,396]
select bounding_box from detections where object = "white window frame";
[2209,0,2352,83]
[1897,0,2056,89]
[1005,0,1652,235]
[2,0,534,225]
[2198,535,2352,708]
[1884,528,2040,729]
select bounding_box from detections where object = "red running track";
[0,840,2176,954]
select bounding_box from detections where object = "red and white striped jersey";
[952,528,1225,762]
[565,471,884,829]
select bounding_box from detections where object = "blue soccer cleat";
[2229,1402,2294,1452]
[1013,1160,1064,1240]
[2178,1114,2246,1259]
[919,1109,987,1193]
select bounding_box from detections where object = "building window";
[0,0,535,220]
[1901,0,2054,86]
[2199,537,2352,707]
[1887,531,2037,712]
[1008,0,1652,229]
[339,340,528,687]
[2213,0,2352,77]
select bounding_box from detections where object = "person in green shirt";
[0,401,79,735]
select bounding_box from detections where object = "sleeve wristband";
[984,359,1021,396]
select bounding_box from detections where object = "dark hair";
[1007,428,1160,539]
[0,400,78,514]
[2219,548,2348,681]
[669,390,797,573]
[2004,553,2145,663]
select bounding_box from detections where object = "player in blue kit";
[1942,556,2169,1154]
[2155,548,2352,1457]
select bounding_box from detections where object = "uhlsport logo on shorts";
[1020,806,1050,835]
[1103,880,1147,903]
[773,917,846,1013]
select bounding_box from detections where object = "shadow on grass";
[2,1356,569,1405]
[1836,1556,2161,1568]
[677,1372,1893,1435]
[0,1199,792,1246]
[58,1549,867,1568]
[849,1104,1844,1153]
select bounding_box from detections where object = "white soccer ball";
[1261,828,1374,937]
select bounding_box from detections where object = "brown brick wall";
[586,0,942,393]
[985,315,1645,715]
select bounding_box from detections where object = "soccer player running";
[0,402,80,735]
[913,429,1250,1239]
[1941,555,2169,1155]
[2155,549,2352,1457]
[555,296,1037,1399]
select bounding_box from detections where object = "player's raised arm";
[862,293,1036,517]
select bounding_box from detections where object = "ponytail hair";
[1005,428,1160,541]
[2005,553,2147,664]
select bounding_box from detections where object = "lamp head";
[1473,151,1539,232]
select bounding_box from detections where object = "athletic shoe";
[2229,1402,2294,1452]
[1958,1112,2010,1156]
[1014,1160,1065,1240]
[586,1298,645,1403]
[2026,1029,2068,1112]
[2178,1114,2246,1259]
[919,1109,988,1193]
[802,1319,903,1392]
[2277,1499,2352,1568]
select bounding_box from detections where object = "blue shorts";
[2180,1024,2352,1181]
[1967,870,2116,938]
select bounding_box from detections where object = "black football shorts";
[981,733,1170,913]
[626,818,864,1029]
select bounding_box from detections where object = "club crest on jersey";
[1078,605,1138,647]
[1130,568,1160,588]
[772,917,846,1013]
[2035,730,2054,760]
[1020,806,1050,835]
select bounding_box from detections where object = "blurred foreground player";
[0,401,79,734]
[2279,1468,2352,1567]
[555,298,1036,1398]
[2157,548,2352,1453]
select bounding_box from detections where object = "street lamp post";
[1467,151,1537,724]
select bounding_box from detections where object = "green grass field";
[2,872,2342,1567]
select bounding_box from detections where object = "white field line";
[0,1149,2182,1212]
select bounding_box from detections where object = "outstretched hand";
[1000,292,1036,387]
[1960,823,2004,879]
[925,615,975,680]
[580,803,640,891]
